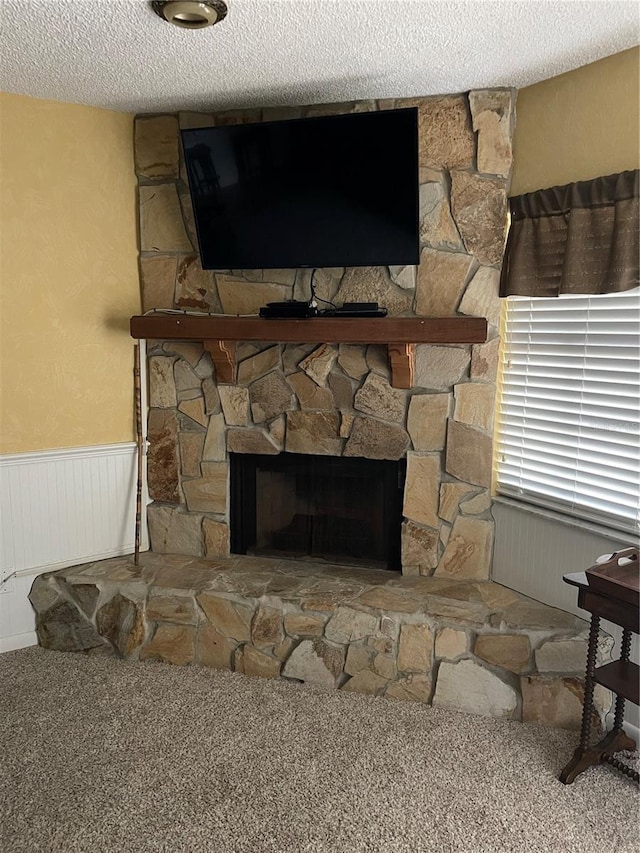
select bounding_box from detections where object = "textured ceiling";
[1,0,638,114]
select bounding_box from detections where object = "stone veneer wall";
[135,91,515,578]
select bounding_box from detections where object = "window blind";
[495,290,640,535]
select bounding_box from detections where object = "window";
[495,289,640,535]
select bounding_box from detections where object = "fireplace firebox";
[230,453,404,570]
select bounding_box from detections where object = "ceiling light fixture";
[151,1,228,29]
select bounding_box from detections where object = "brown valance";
[500,170,639,297]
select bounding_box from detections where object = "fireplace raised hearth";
[230,452,404,570]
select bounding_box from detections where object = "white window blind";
[495,290,640,536]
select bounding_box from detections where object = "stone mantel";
[130,314,487,388]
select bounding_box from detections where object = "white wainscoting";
[493,497,639,735]
[492,498,631,616]
[0,443,148,652]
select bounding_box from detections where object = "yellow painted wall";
[0,92,140,453]
[511,47,640,195]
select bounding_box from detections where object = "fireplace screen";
[230,453,404,570]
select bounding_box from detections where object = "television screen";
[181,108,419,270]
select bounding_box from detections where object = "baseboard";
[0,631,38,653]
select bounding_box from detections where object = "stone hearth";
[30,554,612,728]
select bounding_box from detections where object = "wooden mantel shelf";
[130,314,487,389]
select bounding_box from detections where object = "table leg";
[560,614,601,784]
[560,619,638,784]
[600,627,638,778]
[613,629,633,733]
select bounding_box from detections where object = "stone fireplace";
[29,89,613,727]
[137,89,515,581]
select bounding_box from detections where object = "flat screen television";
[181,108,419,270]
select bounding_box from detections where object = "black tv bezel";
[180,107,420,271]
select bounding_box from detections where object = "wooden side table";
[560,548,639,785]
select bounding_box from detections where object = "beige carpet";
[1,647,638,853]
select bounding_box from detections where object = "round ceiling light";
[151,1,228,29]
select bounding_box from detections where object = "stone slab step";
[29,552,612,729]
